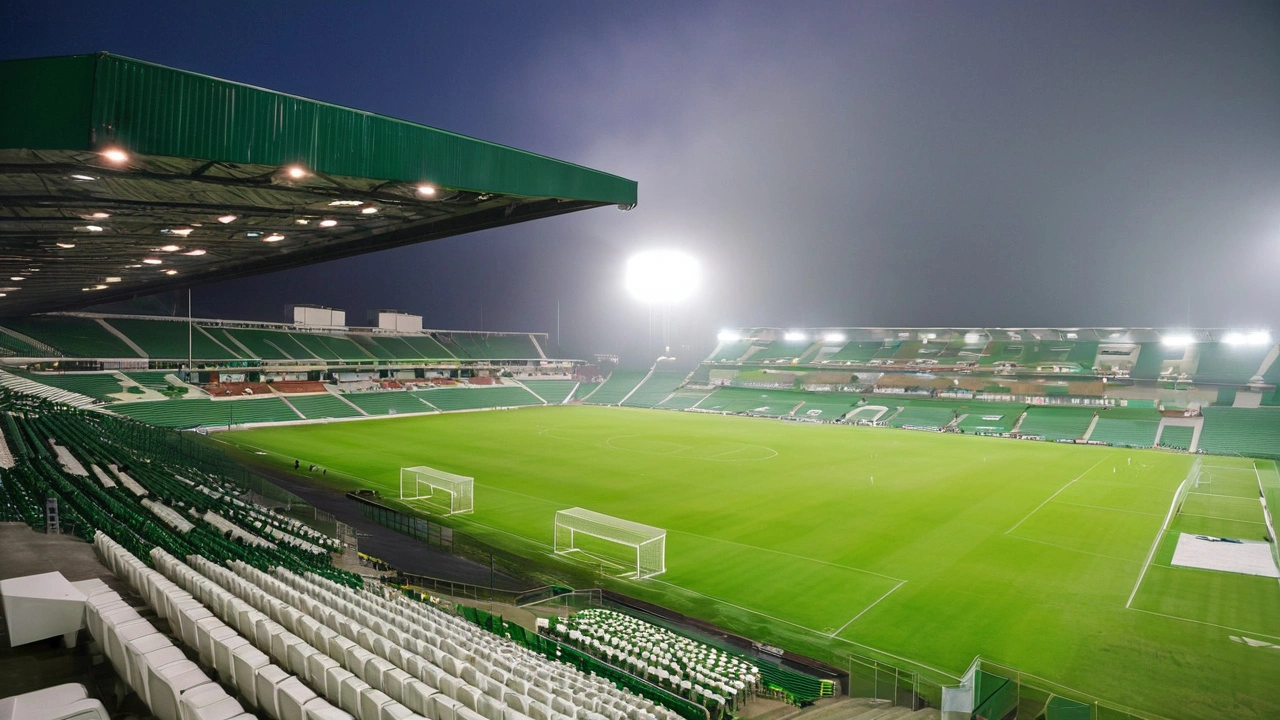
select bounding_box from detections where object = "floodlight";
[217,214,237,224]
[1161,333,1195,347]
[164,269,178,275]
[361,206,379,214]
[70,174,96,181]
[1223,330,1271,346]
[56,243,75,249]
[823,332,847,343]
[285,165,308,179]
[142,258,162,265]
[90,212,111,219]
[784,331,808,343]
[717,330,742,343]
[183,249,206,256]
[9,277,24,281]
[624,250,700,305]
[105,277,121,283]
[101,148,129,164]
[319,219,338,227]
[263,234,285,243]
[416,184,437,197]
[159,245,180,252]
[81,225,103,232]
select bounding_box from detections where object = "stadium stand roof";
[0,53,638,315]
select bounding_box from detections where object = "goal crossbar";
[400,466,473,515]
[554,507,665,579]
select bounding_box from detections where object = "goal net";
[554,507,665,579]
[399,466,473,515]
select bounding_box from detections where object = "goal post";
[399,466,473,515]
[554,507,665,579]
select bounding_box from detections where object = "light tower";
[624,249,700,356]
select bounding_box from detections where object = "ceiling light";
[161,228,193,237]
[0,294,6,298]
[142,258,163,265]
[416,185,437,197]
[285,165,307,179]
[329,200,363,206]
[70,174,96,181]
[9,277,25,281]
[56,243,76,249]
[82,284,108,291]
[1161,333,1195,347]
[159,245,181,252]
[263,234,284,243]
[295,219,310,225]
[360,206,379,214]
[101,148,129,164]
[1223,330,1272,346]
[80,225,104,232]
[783,331,808,343]
[105,277,121,283]
[164,269,178,275]
[0,287,18,292]
[319,219,337,228]
[217,215,237,224]
[90,212,110,219]
[183,249,206,256]
[246,232,261,238]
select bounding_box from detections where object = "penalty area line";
[829,580,906,637]
[1006,455,1112,535]
[1127,607,1280,642]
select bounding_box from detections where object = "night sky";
[5,1,1280,363]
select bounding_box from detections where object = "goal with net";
[553,507,666,579]
[399,466,473,515]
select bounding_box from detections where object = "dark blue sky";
[5,1,1280,362]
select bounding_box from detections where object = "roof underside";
[0,53,637,316]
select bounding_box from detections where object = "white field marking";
[1004,533,1141,564]
[664,528,907,583]
[1051,500,1163,517]
[1186,492,1259,503]
[638,578,959,681]
[1006,455,1112,534]
[1126,476,1193,608]
[1177,512,1264,525]
[1127,606,1280,642]
[829,580,906,637]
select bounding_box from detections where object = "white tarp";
[1171,533,1279,578]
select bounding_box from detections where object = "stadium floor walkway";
[244,465,528,592]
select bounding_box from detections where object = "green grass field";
[225,406,1280,720]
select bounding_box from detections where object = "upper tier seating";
[218,329,300,360]
[288,334,372,362]
[0,317,141,358]
[105,319,241,360]
[708,341,751,362]
[823,342,883,364]
[437,333,541,360]
[584,372,649,405]
[1192,343,1270,384]
[621,373,686,408]
[745,342,808,362]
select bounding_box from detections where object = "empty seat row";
[280,568,675,720]
[0,683,109,720]
[93,531,347,720]
[152,549,413,720]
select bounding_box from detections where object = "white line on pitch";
[1177,512,1264,525]
[1126,473,1193,609]
[1127,606,1280,642]
[639,578,958,681]
[1051,500,1163,517]
[664,529,906,583]
[829,580,906,637]
[1006,455,1112,535]
[1003,533,1141,564]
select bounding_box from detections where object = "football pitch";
[226,405,1280,720]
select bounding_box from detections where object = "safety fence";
[942,658,1170,720]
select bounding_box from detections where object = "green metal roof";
[0,53,637,315]
[0,53,636,205]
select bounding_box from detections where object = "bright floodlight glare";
[624,250,700,305]
[784,331,808,343]
[717,330,741,343]
[101,148,129,164]
[1223,330,1271,346]
[823,332,846,343]
[416,184,437,197]
[1161,333,1195,347]
[285,165,307,179]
